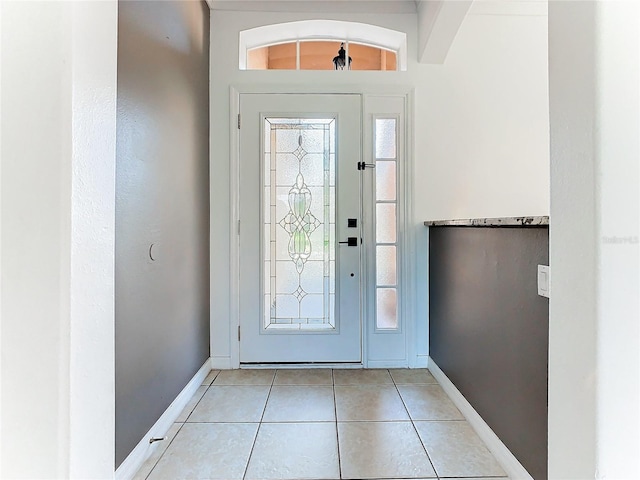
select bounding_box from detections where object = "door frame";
[228,84,416,369]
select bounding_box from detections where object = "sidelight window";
[374,118,399,330]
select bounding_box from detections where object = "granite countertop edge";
[424,216,549,227]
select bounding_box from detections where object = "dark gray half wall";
[429,227,548,480]
[115,0,210,468]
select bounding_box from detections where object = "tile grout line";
[183,371,218,422]
[144,371,220,480]
[391,370,440,479]
[177,419,440,424]
[143,370,222,480]
[144,421,186,480]
[331,368,343,480]
[241,369,276,480]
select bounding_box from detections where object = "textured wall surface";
[429,226,549,480]
[115,0,210,467]
[1,2,118,477]
[548,2,639,478]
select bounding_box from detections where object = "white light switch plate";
[538,265,550,298]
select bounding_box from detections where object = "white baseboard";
[115,358,212,480]
[211,356,233,369]
[427,357,534,480]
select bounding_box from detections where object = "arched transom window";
[239,20,407,71]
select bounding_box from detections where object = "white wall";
[209,3,549,366]
[547,2,597,476]
[0,2,117,478]
[548,1,640,479]
[417,0,473,64]
[594,4,640,477]
[415,0,550,221]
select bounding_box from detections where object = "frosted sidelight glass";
[376,204,397,244]
[263,118,336,331]
[376,288,398,329]
[376,246,397,285]
[376,161,396,201]
[374,117,399,330]
[375,119,396,159]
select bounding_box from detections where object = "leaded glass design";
[263,118,336,331]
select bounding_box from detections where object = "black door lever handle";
[338,237,358,247]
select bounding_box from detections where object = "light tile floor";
[134,369,509,480]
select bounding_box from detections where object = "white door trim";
[362,94,416,368]
[226,84,416,370]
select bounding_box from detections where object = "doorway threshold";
[240,362,364,369]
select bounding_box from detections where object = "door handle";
[339,237,358,247]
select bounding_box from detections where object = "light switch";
[538,265,550,298]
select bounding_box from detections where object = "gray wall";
[429,227,549,480]
[115,0,210,467]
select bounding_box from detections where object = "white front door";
[239,94,362,363]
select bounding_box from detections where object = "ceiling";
[208,0,419,14]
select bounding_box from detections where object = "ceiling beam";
[417,0,472,64]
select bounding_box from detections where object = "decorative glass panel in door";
[264,118,336,331]
[239,94,362,363]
